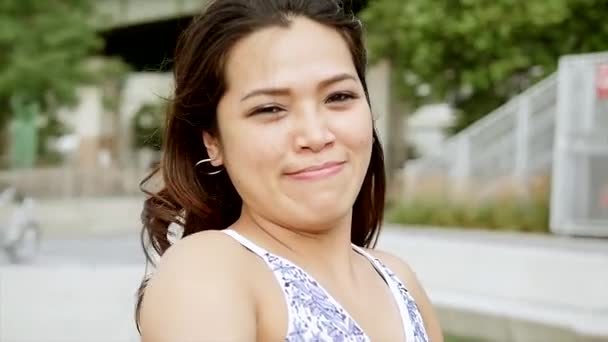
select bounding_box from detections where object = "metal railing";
[404,72,558,197]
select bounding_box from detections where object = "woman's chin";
[287,201,352,228]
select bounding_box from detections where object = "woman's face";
[206,16,373,231]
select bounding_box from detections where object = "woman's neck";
[232,206,358,281]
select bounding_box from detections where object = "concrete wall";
[57,86,107,170]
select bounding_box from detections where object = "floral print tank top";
[223,229,429,342]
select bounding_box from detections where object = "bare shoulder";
[367,249,445,342]
[148,230,251,286]
[154,229,248,271]
[139,230,257,342]
[367,249,418,284]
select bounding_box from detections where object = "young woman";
[137,1,443,341]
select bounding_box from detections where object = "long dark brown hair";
[135,0,386,330]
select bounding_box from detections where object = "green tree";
[0,0,117,165]
[361,0,608,133]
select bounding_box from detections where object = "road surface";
[0,233,144,266]
[0,233,146,342]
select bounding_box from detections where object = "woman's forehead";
[223,17,356,94]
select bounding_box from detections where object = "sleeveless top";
[222,229,429,342]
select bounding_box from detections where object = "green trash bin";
[9,100,38,169]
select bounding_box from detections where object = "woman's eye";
[326,92,357,103]
[251,105,283,116]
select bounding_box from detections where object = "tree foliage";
[0,0,103,130]
[361,0,608,133]
[0,0,132,166]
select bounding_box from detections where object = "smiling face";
[204,16,373,232]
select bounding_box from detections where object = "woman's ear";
[202,131,223,166]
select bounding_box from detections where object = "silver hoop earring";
[195,158,223,175]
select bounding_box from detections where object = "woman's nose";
[294,109,335,152]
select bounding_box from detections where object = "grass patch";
[386,177,551,233]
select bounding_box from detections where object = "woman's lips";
[285,161,345,181]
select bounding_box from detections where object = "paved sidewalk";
[1,265,143,342]
[379,225,608,341]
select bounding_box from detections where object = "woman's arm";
[139,231,257,342]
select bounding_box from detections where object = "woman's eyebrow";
[317,73,357,89]
[240,73,357,102]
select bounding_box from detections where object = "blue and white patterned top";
[223,229,429,342]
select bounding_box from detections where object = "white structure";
[406,103,454,157]
[551,52,608,237]
[57,73,173,171]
